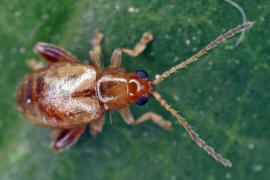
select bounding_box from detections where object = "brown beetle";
[16,22,252,167]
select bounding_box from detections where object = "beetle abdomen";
[16,63,104,128]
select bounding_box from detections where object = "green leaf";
[0,0,269,179]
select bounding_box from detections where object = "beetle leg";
[89,30,103,73]
[134,112,172,130]
[118,107,172,130]
[89,50,102,73]
[118,107,134,124]
[51,125,86,152]
[89,114,105,137]
[27,59,45,71]
[109,49,122,68]
[109,32,153,68]
[121,32,153,57]
[91,29,103,59]
[34,42,79,64]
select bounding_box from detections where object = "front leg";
[135,112,172,130]
[118,107,172,130]
[109,32,153,68]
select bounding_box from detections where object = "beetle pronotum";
[16,22,252,167]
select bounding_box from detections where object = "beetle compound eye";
[136,96,148,105]
[136,70,148,78]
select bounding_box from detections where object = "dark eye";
[136,96,148,105]
[136,70,148,78]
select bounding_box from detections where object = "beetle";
[16,22,252,167]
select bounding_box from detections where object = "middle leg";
[89,30,104,73]
[89,114,105,137]
[27,59,45,71]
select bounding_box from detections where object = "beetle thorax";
[96,68,153,110]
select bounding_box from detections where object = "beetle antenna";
[153,21,253,85]
[152,91,232,167]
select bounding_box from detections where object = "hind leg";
[28,42,79,71]
[51,125,86,152]
[34,42,79,64]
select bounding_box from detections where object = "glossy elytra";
[16,22,252,167]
